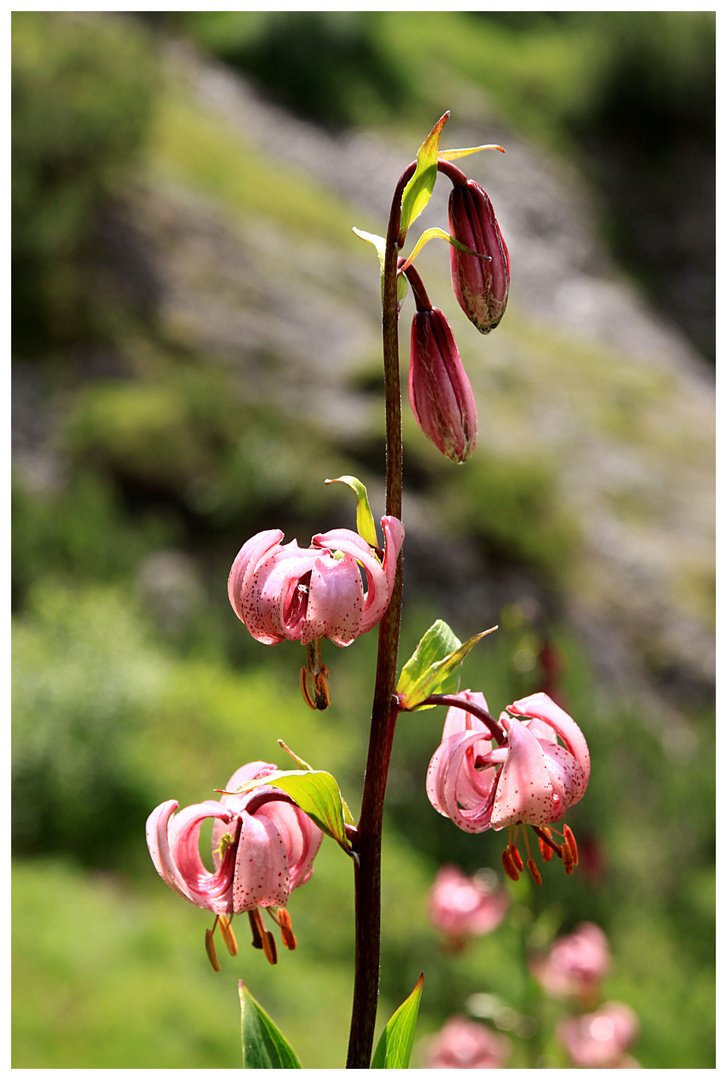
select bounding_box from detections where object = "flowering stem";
[345,161,416,1069]
[421,694,507,745]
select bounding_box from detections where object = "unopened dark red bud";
[449,179,510,333]
[409,305,477,463]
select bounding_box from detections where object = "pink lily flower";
[425,1016,512,1069]
[426,691,590,882]
[228,517,404,648]
[146,761,323,967]
[557,1002,640,1068]
[531,922,611,1003]
[428,864,509,944]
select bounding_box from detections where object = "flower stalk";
[345,160,415,1069]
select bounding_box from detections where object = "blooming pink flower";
[448,178,510,333]
[426,691,590,881]
[428,864,509,942]
[531,922,611,1003]
[409,305,477,463]
[557,1002,640,1068]
[228,517,404,648]
[146,762,323,965]
[425,1016,512,1069]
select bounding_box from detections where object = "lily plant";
[146,111,591,1069]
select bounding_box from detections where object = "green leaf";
[399,112,449,244]
[353,226,387,270]
[371,974,424,1068]
[325,475,379,549]
[239,981,302,1068]
[397,619,461,705]
[439,142,505,161]
[397,621,497,710]
[227,769,354,853]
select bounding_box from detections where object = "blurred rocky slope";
[14,30,714,722]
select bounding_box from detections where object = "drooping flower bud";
[409,305,477,464]
[448,178,510,333]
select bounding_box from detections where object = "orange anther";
[218,914,238,956]
[509,843,524,872]
[527,858,542,886]
[205,927,221,972]
[538,827,555,862]
[276,907,297,951]
[501,847,520,882]
[563,824,579,867]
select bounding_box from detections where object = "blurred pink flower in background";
[425,1016,512,1069]
[428,865,509,945]
[531,921,611,1003]
[557,1001,640,1067]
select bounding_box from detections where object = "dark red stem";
[345,160,416,1069]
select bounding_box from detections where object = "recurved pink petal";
[258,800,324,890]
[427,730,497,832]
[232,810,291,912]
[246,542,319,643]
[228,530,283,626]
[149,799,237,914]
[509,693,591,805]
[304,551,365,645]
[491,717,555,829]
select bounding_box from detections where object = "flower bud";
[449,179,510,333]
[409,306,477,464]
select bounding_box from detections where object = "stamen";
[248,908,265,950]
[205,926,221,972]
[300,666,317,710]
[501,846,520,882]
[261,928,278,965]
[563,824,579,867]
[537,826,555,862]
[509,843,524,872]
[562,841,575,875]
[521,828,542,885]
[218,914,238,956]
[527,858,542,885]
[532,824,563,860]
[276,907,297,951]
[301,640,331,710]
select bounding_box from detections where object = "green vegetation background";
[12,11,715,1069]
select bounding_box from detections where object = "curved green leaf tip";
[397,620,497,710]
[239,981,302,1068]
[371,973,424,1068]
[399,112,449,245]
[325,475,379,549]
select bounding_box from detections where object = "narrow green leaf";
[398,226,452,272]
[277,739,313,771]
[399,112,449,244]
[325,475,379,549]
[398,624,498,710]
[239,981,302,1068]
[226,769,353,852]
[353,226,387,271]
[439,142,506,161]
[371,974,424,1068]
